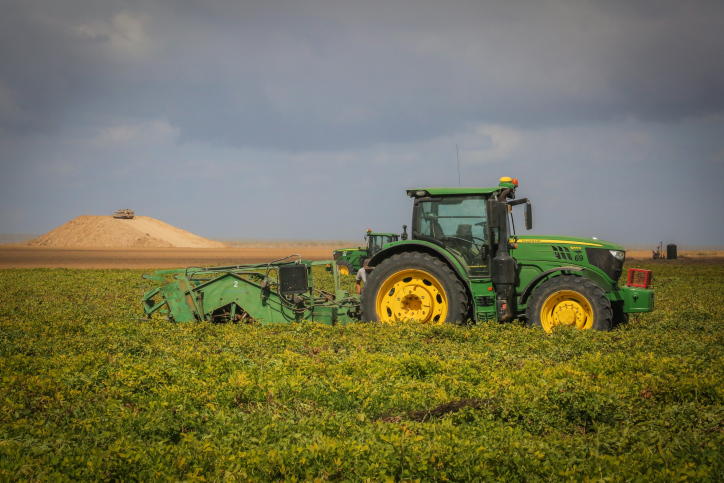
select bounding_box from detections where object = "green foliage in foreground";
[1,262,723,482]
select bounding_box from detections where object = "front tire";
[361,252,468,324]
[336,260,354,276]
[525,276,612,333]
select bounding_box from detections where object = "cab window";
[415,196,489,277]
[368,235,393,254]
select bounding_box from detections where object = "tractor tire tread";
[360,252,468,324]
[336,259,355,275]
[525,275,612,331]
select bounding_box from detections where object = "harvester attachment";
[141,256,361,325]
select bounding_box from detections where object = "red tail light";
[627,268,652,288]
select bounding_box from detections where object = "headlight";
[609,250,625,262]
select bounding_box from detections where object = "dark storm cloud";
[1,0,723,151]
[601,2,724,122]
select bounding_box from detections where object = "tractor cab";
[411,194,491,277]
[406,179,530,279]
[333,230,401,275]
[365,230,399,258]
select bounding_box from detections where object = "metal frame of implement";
[141,255,361,324]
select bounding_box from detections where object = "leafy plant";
[1,261,723,481]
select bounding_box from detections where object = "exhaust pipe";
[492,188,517,322]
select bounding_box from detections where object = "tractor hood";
[513,235,623,251]
[511,235,626,283]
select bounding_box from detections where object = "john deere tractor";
[333,230,403,275]
[141,177,653,332]
[359,177,653,331]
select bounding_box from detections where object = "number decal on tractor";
[552,246,585,262]
[234,281,238,287]
[552,246,573,260]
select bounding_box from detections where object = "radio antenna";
[456,144,461,187]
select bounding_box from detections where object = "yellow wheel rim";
[375,269,447,323]
[339,265,349,275]
[539,290,594,333]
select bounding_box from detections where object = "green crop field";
[1,261,723,481]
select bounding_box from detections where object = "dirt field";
[0,214,364,268]
[16,213,719,269]
[0,246,341,269]
[1,246,721,269]
[625,250,724,261]
[29,215,227,248]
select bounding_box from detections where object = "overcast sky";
[1,0,723,246]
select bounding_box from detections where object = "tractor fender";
[367,241,468,283]
[518,266,583,305]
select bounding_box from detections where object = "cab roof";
[406,187,501,197]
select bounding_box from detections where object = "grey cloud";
[2,0,723,151]
[1,0,723,246]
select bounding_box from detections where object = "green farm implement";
[333,229,403,275]
[142,177,654,332]
[141,256,360,324]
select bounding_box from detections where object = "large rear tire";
[361,252,468,324]
[525,276,612,333]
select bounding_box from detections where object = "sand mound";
[29,216,227,248]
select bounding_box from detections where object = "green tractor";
[141,177,653,332]
[359,177,653,331]
[333,229,402,275]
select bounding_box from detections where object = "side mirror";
[487,199,500,228]
[525,201,533,230]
